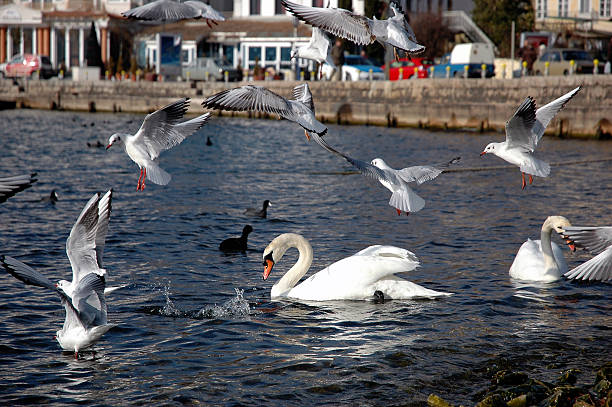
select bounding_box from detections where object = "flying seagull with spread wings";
[292,27,336,78]
[281,0,424,61]
[202,83,327,140]
[0,190,116,358]
[560,225,612,281]
[122,0,225,27]
[106,98,210,190]
[480,87,581,189]
[310,134,459,215]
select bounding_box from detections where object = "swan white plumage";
[509,216,574,282]
[262,233,452,301]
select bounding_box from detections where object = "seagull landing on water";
[291,27,336,79]
[0,190,116,358]
[480,86,581,190]
[106,98,210,191]
[202,83,327,141]
[281,0,425,61]
[122,0,225,27]
[310,134,460,216]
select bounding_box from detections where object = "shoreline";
[1,76,611,139]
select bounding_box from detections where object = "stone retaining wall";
[1,76,611,137]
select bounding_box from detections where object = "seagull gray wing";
[1,255,56,291]
[505,96,537,151]
[564,246,612,281]
[397,157,460,185]
[71,273,108,327]
[0,173,37,203]
[94,190,112,269]
[122,0,200,21]
[532,86,581,146]
[292,83,315,112]
[135,98,207,160]
[282,0,375,46]
[203,85,295,118]
[562,226,612,255]
[310,134,388,182]
[183,1,225,20]
[66,193,103,285]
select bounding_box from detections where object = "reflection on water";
[0,109,610,405]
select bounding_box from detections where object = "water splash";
[196,288,252,320]
[145,286,252,320]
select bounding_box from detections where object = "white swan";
[262,233,452,301]
[509,216,574,282]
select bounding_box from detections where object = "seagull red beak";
[106,144,112,150]
[263,259,274,280]
[566,240,576,252]
[480,151,486,157]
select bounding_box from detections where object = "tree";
[411,12,452,59]
[472,0,534,57]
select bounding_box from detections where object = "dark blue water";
[0,108,610,406]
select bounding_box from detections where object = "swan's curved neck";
[540,220,558,273]
[271,234,313,297]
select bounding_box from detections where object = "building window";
[601,0,611,17]
[579,0,590,13]
[558,0,568,16]
[313,0,325,6]
[250,0,260,15]
[265,47,277,62]
[536,0,547,19]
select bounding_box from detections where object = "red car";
[2,54,55,79]
[382,57,434,80]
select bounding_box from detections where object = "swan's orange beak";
[263,259,274,280]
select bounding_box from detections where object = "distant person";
[360,49,367,59]
[538,41,546,57]
[331,39,344,81]
[517,40,537,75]
[236,58,244,81]
[607,37,612,63]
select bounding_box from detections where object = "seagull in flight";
[106,98,210,191]
[480,87,581,190]
[560,226,612,281]
[0,173,37,204]
[122,0,225,27]
[292,27,336,79]
[0,190,116,358]
[202,83,327,140]
[310,134,459,215]
[281,0,425,61]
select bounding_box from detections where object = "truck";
[431,43,495,78]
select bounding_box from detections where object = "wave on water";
[144,286,252,320]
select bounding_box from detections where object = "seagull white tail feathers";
[519,156,550,178]
[146,164,172,186]
[390,187,425,213]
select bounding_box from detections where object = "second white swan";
[262,233,452,301]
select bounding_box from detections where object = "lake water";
[0,108,610,405]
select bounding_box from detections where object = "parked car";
[431,43,495,78]
[532,48,594,75]
[182,57,241,82]
[2,54,55,79]
[322,55,384,81]
[382,57,434,80]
